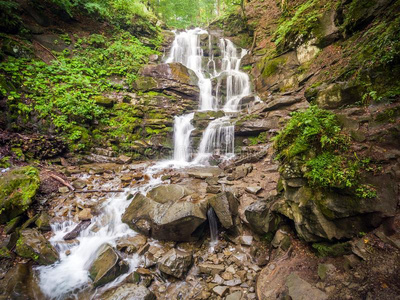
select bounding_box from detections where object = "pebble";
[240,236,253,246]
[212,274,224,285]
[212,286,229,297]
[226,291,242,300]
[225,279,242,286]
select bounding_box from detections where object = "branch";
[49,174,75,191]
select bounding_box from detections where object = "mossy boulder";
[16,229,59,265]
[1,38,33,59]
[0,166,40,224]
[93,95,115,108]
[133,76,158,91]
[305,82,363,109]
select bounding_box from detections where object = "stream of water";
[37,28,255,299]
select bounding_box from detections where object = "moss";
[133,76,158,91]
[312,241,352,257]
[262,56,287,78]
[0,166,40,224]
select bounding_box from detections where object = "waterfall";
[173,113,195,162]
[193,117,235,164]
[166,28,254,165]
[207,207,219,246]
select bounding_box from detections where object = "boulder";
[0,166,40,224]
[89,245,129,287]
[63,220,91,240]
[245,199,281,235]
[286,273,328,300]
[208,192,238,229]
[100,283,155,300]
[116,235,147,254]
[16,229,59,265]
[134,63,199,99]
[305,82,363,109]
[35,212,51,231]
[122,185,208,241]
[158,248,193,279]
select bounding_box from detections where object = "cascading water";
[37,28,257,299]
[166,28,254,165]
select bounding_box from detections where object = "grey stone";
[158,249,193,279]
[286,273,328,300]
[212,286,229,297]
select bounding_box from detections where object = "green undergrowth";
[0,31,159,151]
[273,106,377,199]
[249,132,268,146]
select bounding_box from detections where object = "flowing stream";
[37,28,255,299]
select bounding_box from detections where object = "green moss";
[0,166,40,223]
[262,56,287,78]
[248,132,268,146]
[312,241,352,257]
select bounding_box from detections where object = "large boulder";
[208,192,239,229]
[122,185,208,241]
[274,173,398,242]
[286,273,328,300]
[89,245,129,288]
[16,229,59,265]
[245,199,282,235]
[100,284,155,300]
[0,166,40,224]
[158,248,193,279]
[134,63,199,99]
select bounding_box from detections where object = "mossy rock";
[93,95,115,108]
[312,241,352,257]
[262,56,288,78]
[0,166,40,224]
[133,76,158,91]
[16,229,59,265]
[1,38,33,59]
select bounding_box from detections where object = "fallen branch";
[49,174,75,191]
[74,190,124,193]
[35,41,59,61]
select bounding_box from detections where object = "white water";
[38,28,256,299]
[165,28,254,166]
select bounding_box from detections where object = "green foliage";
[273,106,347,161]
[312,241,352,257]
[249,132,268,146]
[0,32,158,150]
[0,1,21,32]
[274,106,377,199]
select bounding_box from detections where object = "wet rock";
[78,208,93,221]
[0,166,40,224]
[286,273,328,300]
[116,235,147,254]
[122,186,208,241]
[35,212,51,231]
[209,191,238,229]
[213,285,229,297]
[16,229,59,265]
[198,263,225,275]
[101,283,155,300]
[89,245,129,287]
[158,248,193,279]
[63,220,91,240]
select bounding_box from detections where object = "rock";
[260,95,303,112]
[122,186,208,241]
[209,192,238,229]
[89,245,129,287]
[93,95,115,108]
[343,254,361,270]
[78,208,92,221]
[225,278,242,286]
[245,186,262,195]
[72,179,87,189]
[35,212,51,231]
[240,235,253,246]
[228,164,253,180]
[245,199,281,235]
[286,273,328,300]
[207,185,222,194]
[16,229,59,265]
[226,291,243,300]
[212,274,225,284]
[0,166,40,224]
[135,63,199,99]
[118,155,132,164]
[305,82,362,109]
[116,235,147,254]
[213,286,229,297]
[198,263,225,275]
[101,283,156,300]
[158,249,193,279]
[146,184,190,204]
[317,264,336,281]
[271,229,290,250]
[5,216,22,234]
[58,186,70,193]
[63,220,91,240]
